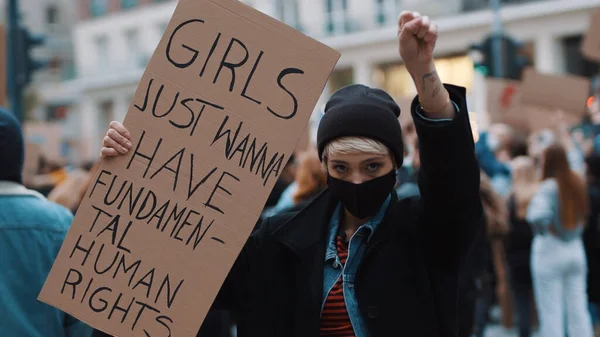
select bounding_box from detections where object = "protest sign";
[485,78,521,123]
[0,25,5,106]
[37,0,340,336]
[581,9,600,62]
[520,68,590,118]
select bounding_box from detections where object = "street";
[485,325,539,337]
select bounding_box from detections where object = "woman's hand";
[397,11,454,119]
[100,121,133,158]
[397,11,438,69]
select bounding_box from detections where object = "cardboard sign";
[37,1,340,336]
[0,25,5,106]
[582,9,600,62]
[23,122,65,162]
[485,78,521,123]
[520,68,590,118]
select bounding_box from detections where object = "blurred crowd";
[2,90,600,337]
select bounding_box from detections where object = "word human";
[89,170,226,251]
[165,18,304,120]
[61,234,183,336]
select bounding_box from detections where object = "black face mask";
[327,170,396,219]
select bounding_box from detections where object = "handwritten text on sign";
[38,1,340,336]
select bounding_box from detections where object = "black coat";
[505,195,534,286]
[215,84,483,337]
[92,84,482,337]
[585,183,600,304]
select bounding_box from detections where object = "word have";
[119,129,240,214]
[165,18,304,120]
[89,172,225,251]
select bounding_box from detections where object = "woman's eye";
[366,163,381,172]
[333,165,347,173]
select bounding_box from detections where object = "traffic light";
[16,27,47,87]
[470,34,530,80]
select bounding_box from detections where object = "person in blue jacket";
[0,108,92,337]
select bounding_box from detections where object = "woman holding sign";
[95,11,482,337]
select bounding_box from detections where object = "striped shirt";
[319,235,355,337]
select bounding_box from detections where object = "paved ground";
[485,325,539,337]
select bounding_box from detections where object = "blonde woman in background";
[505,157,538,337]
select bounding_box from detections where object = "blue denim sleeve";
[413,101,460,124]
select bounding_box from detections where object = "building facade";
[70,0,600,162]
[0,0,79,121]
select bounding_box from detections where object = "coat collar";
[271,188,401,257]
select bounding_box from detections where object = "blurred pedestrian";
[396,138,420,200]
[47,160,98,214]
[278,149,327,213]
[506,156,538,337]
[264,154,297,208]
[472,171,511,337]
[0,108,92,337]
[584,153,600,333]
[527,143,594,337]
[93,11,483,337]
[476,124,513,198]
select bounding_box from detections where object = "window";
[275,0,301,30]
[563,35,599,79]
[124,29,142,68]
[375,0,399,25]
[121,0,138,9]
[325,0,349,34]
[99,100,115,133]
[95,36,109,70]
[328,68,353,93]
[46,5,58,24]
[90,0,108,17]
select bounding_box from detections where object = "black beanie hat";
[0,108,24,184]
[317,84,404,166]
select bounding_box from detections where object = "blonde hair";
[323,136,390,160]
[510,156,538,219]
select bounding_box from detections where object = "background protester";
[396,136,420,200]
[527,143,594,337]
[505,156,538,337]
[584,153,600,333]
[264,154,297,209]
[472,171,511,337]
[0,108,92,337]
[277,149,327,213]
[476,124,514,198]
[47,160,98,214]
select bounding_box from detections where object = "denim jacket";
[322,194,391,336]
[0,181,92,337]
